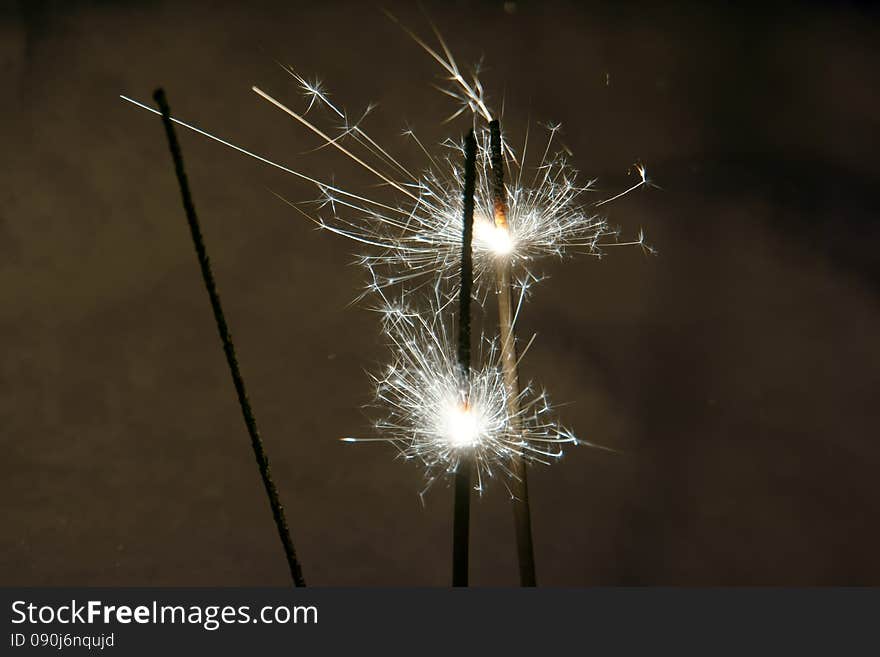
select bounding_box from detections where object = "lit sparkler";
[280,14,655,298]
[260,72,655,300]
[342,291,579,498]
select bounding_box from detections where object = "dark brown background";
[2,0,878,585]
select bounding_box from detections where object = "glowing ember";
[442,404,480,448]
[473,217,514,257]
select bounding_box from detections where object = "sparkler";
[452,129,477,587]
[152,89,306,587]
[255,75,654,301]
[488,118,536,586]
[341,289,579,498]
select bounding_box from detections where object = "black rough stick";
[452,129,477,587]
[153,88,306,587]
[489,120,506,220]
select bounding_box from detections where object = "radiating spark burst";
[334,128,647,298]
[262,64,655,299]
[342,292,581,497]
[293,15,654,296]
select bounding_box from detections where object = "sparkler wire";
[452,130,476,587]
[490,119,537,587]
[153,88,306,587]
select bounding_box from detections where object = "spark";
[342,290,578,496]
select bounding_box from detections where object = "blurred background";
[1,0,878,585]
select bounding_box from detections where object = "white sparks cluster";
[268,18,655,299]
[345,296,577,496]
[279,71,654,298]
[339,128,642,296]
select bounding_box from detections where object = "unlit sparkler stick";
[490,119,536,587]
[153,88,306,587]
[452,130,477,587]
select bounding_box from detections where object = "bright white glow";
[343,292,579,495]
[443,404,481,447]
[473,217,514,256]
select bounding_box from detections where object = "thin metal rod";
[490,119,536,587]
[153,88,306,587]
[453,129,477,587]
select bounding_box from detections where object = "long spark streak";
[251,86,421,203]
[119,94,406,217]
